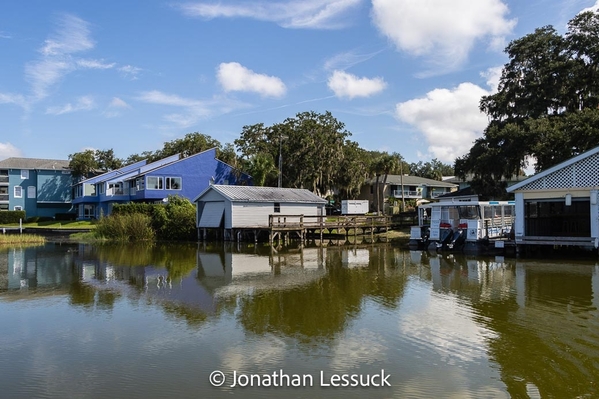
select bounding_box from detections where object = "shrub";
[0,211,26,224]
[95,213,155,242]
[101,195,196,242]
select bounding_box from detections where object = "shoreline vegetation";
[0,234,46,245]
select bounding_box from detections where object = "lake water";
[0,242,598,398]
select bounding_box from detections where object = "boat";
[409,198,515,252]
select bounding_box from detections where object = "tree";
[95,149,123,171]
[69,148,123,178]
[245,153,278,186]
[409,159,453,180]
[68,150,98,178]
[234,111,353,194]
[457,11,599,198]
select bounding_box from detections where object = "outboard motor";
[448,223,468,250]
[419,226,430,249]
[436,223,453,250]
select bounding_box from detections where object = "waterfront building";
[507,146,599,250]
[0,157,72,218]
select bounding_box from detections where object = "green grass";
[0,234,46,245]
[0,220,96,229]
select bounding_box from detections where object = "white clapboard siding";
[230,202,321,228]
[199,201,225,227]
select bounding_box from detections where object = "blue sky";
[1,0,598,166]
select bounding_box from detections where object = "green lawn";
[0,220,96,229]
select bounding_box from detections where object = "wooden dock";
[197,214,392,246]
[268,214,390,246]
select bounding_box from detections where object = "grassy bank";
[0,234,46,245]
[0,220,95,229]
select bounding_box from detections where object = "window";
[27,186,36,198]
[14,186,22,198]
[21,170,29,179]
[14,206,22,211]
[136,177,145,191]
[147,176,163,190]
[84,204,95,218]
[166,177,182,190]
[98,183,105,194]
[274,202,281,213]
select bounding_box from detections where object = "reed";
[94,213,155,242]
[0,234,46,245]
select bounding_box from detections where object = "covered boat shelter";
[507,146,599,251]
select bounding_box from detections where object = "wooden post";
[320,215,324,243]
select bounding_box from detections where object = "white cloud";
[103,97,130,118]
[327,70,386,99]
[177,0,361,29]
[46,96,96,115]
[0,32,11,39]
[481,66,503,93]
[581,0,599,13]
[0,92,27,109]
[323,49,383,71]
[76,59,116,69]
[109,97,130,108]
[40,14,94,56]
[119,65,142,80]
[136,90,216,128]
[25,14,95,100]
[217,62,286,97]
[396,82,490,162]
[0,142,23,160]
[371,0,516,70]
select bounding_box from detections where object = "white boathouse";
[193,185,327,241]
[507,146,599,250]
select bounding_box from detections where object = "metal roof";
[195,185,327,203]
[0,157,70,170]
[367,174,457,188]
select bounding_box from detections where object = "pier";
[197,214,391,246]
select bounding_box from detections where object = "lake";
[0,242,598,398]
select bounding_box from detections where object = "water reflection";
[1,244,598,398]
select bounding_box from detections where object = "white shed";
[507,146,599,250]
[193,185,327,231]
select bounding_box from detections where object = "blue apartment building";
[71,148,250,219]
[0,157,72,218]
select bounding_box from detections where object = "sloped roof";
[368,174,457,188]
[194,185,327,204]
[0,157,70,170]
[507,146,599,192]
[436,186,477,199]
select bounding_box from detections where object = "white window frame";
[147,176,163,190]
[14,186,22,198]
[21,170,29,179]
[14,206,22,211]
[27,186,36,198]
[166,177,182,190]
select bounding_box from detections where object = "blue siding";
[72,148,251,218]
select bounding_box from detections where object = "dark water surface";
[0,242,598,398]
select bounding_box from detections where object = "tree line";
[69,110,453,199]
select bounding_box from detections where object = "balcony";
[106,187,128,196]
[0,176,8,184]
[0,194,8,202]
[393,190,422,199]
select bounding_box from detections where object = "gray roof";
[0,157,70,170]
[368,174,457,188]
[195,185,327,204]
